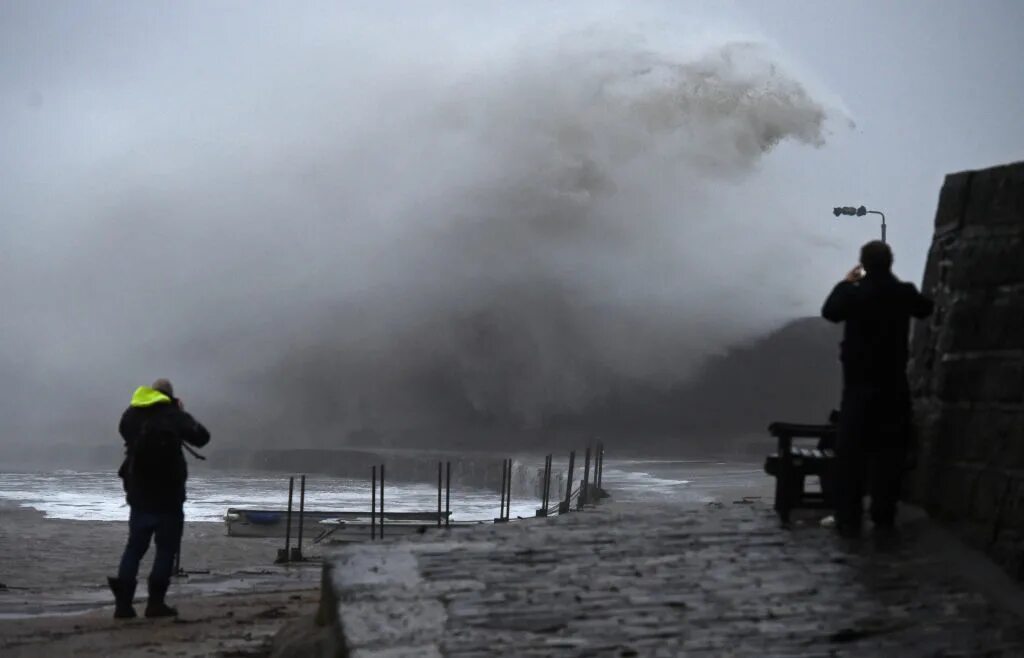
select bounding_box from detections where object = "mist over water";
[1,4,849,450]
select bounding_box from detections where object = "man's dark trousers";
[835,384,911,533]
[117,507,183,583]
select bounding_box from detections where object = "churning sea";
[0,459,762,524]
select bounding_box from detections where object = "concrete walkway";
[312,501,1024,657]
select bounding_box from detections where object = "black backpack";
[127,412,185,491]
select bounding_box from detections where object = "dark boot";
[144,579,178,618]
[107,576,137,619]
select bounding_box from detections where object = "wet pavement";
[325,500,1024,657]
[0,587,321,658]
[0,564,321,619]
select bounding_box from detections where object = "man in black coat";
[108,378,210,619]
[822,241,933,538]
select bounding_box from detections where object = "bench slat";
[768,421,837,439]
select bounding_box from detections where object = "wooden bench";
[765,421,837,523]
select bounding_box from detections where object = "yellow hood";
[130,386,172,408]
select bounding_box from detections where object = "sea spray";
[238,27,842,438]
[0,5,847,447]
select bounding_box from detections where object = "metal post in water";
[544,454,552,514]
[445,461,451,528]
[538,457,546,516]
[294,474,306,560]
[596,443,604,490]
[508,458,513,520]
[379,464,385,539]
[284,476,294,561]
[505,458,513,520]
[371,466,377,541]
[580,446,591,510]
[537,455,550,517]
[549,454,555,510]
[563,450,575,513]
[437,461,443,528]
[498,458,507,522]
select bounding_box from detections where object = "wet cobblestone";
[328,502,1024,657]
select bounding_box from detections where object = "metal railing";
[268,442,607,561]
[537,441,606,517]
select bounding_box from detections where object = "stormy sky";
[2,1,1023,449]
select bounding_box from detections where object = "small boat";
[313,516,486,544]
[223,507,453,539]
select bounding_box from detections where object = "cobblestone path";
[326,501,1024,657]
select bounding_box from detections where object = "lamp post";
[833,205,887,243]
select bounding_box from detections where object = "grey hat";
[151,378,174,397]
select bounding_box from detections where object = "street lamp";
[833,205,887,243]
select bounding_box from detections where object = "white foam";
[0,460,762,521]
[0,471,540,523]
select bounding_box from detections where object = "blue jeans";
[117,508,183,583]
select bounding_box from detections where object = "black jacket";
[118,386,210,512]
[822,271,933,391]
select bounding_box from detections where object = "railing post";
[293,474,306,561]
[371,466,377,541]
[542,456,548,513]
[445,461,451,528]
[538,454,551,517]
[283,476,294,562]
[562,450,575,513]
[579,446,591,510]
[505,459,513,520]
[498,458,508,522]
[547,454,553,512]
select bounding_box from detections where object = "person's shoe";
[144,579,178,618]
[107,576,138,619]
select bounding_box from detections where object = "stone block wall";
[909,161,1024,579]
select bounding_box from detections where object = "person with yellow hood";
[108,378,210,619]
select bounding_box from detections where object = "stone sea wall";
[909,160,1024,579]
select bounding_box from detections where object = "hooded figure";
[108,379,210,619]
